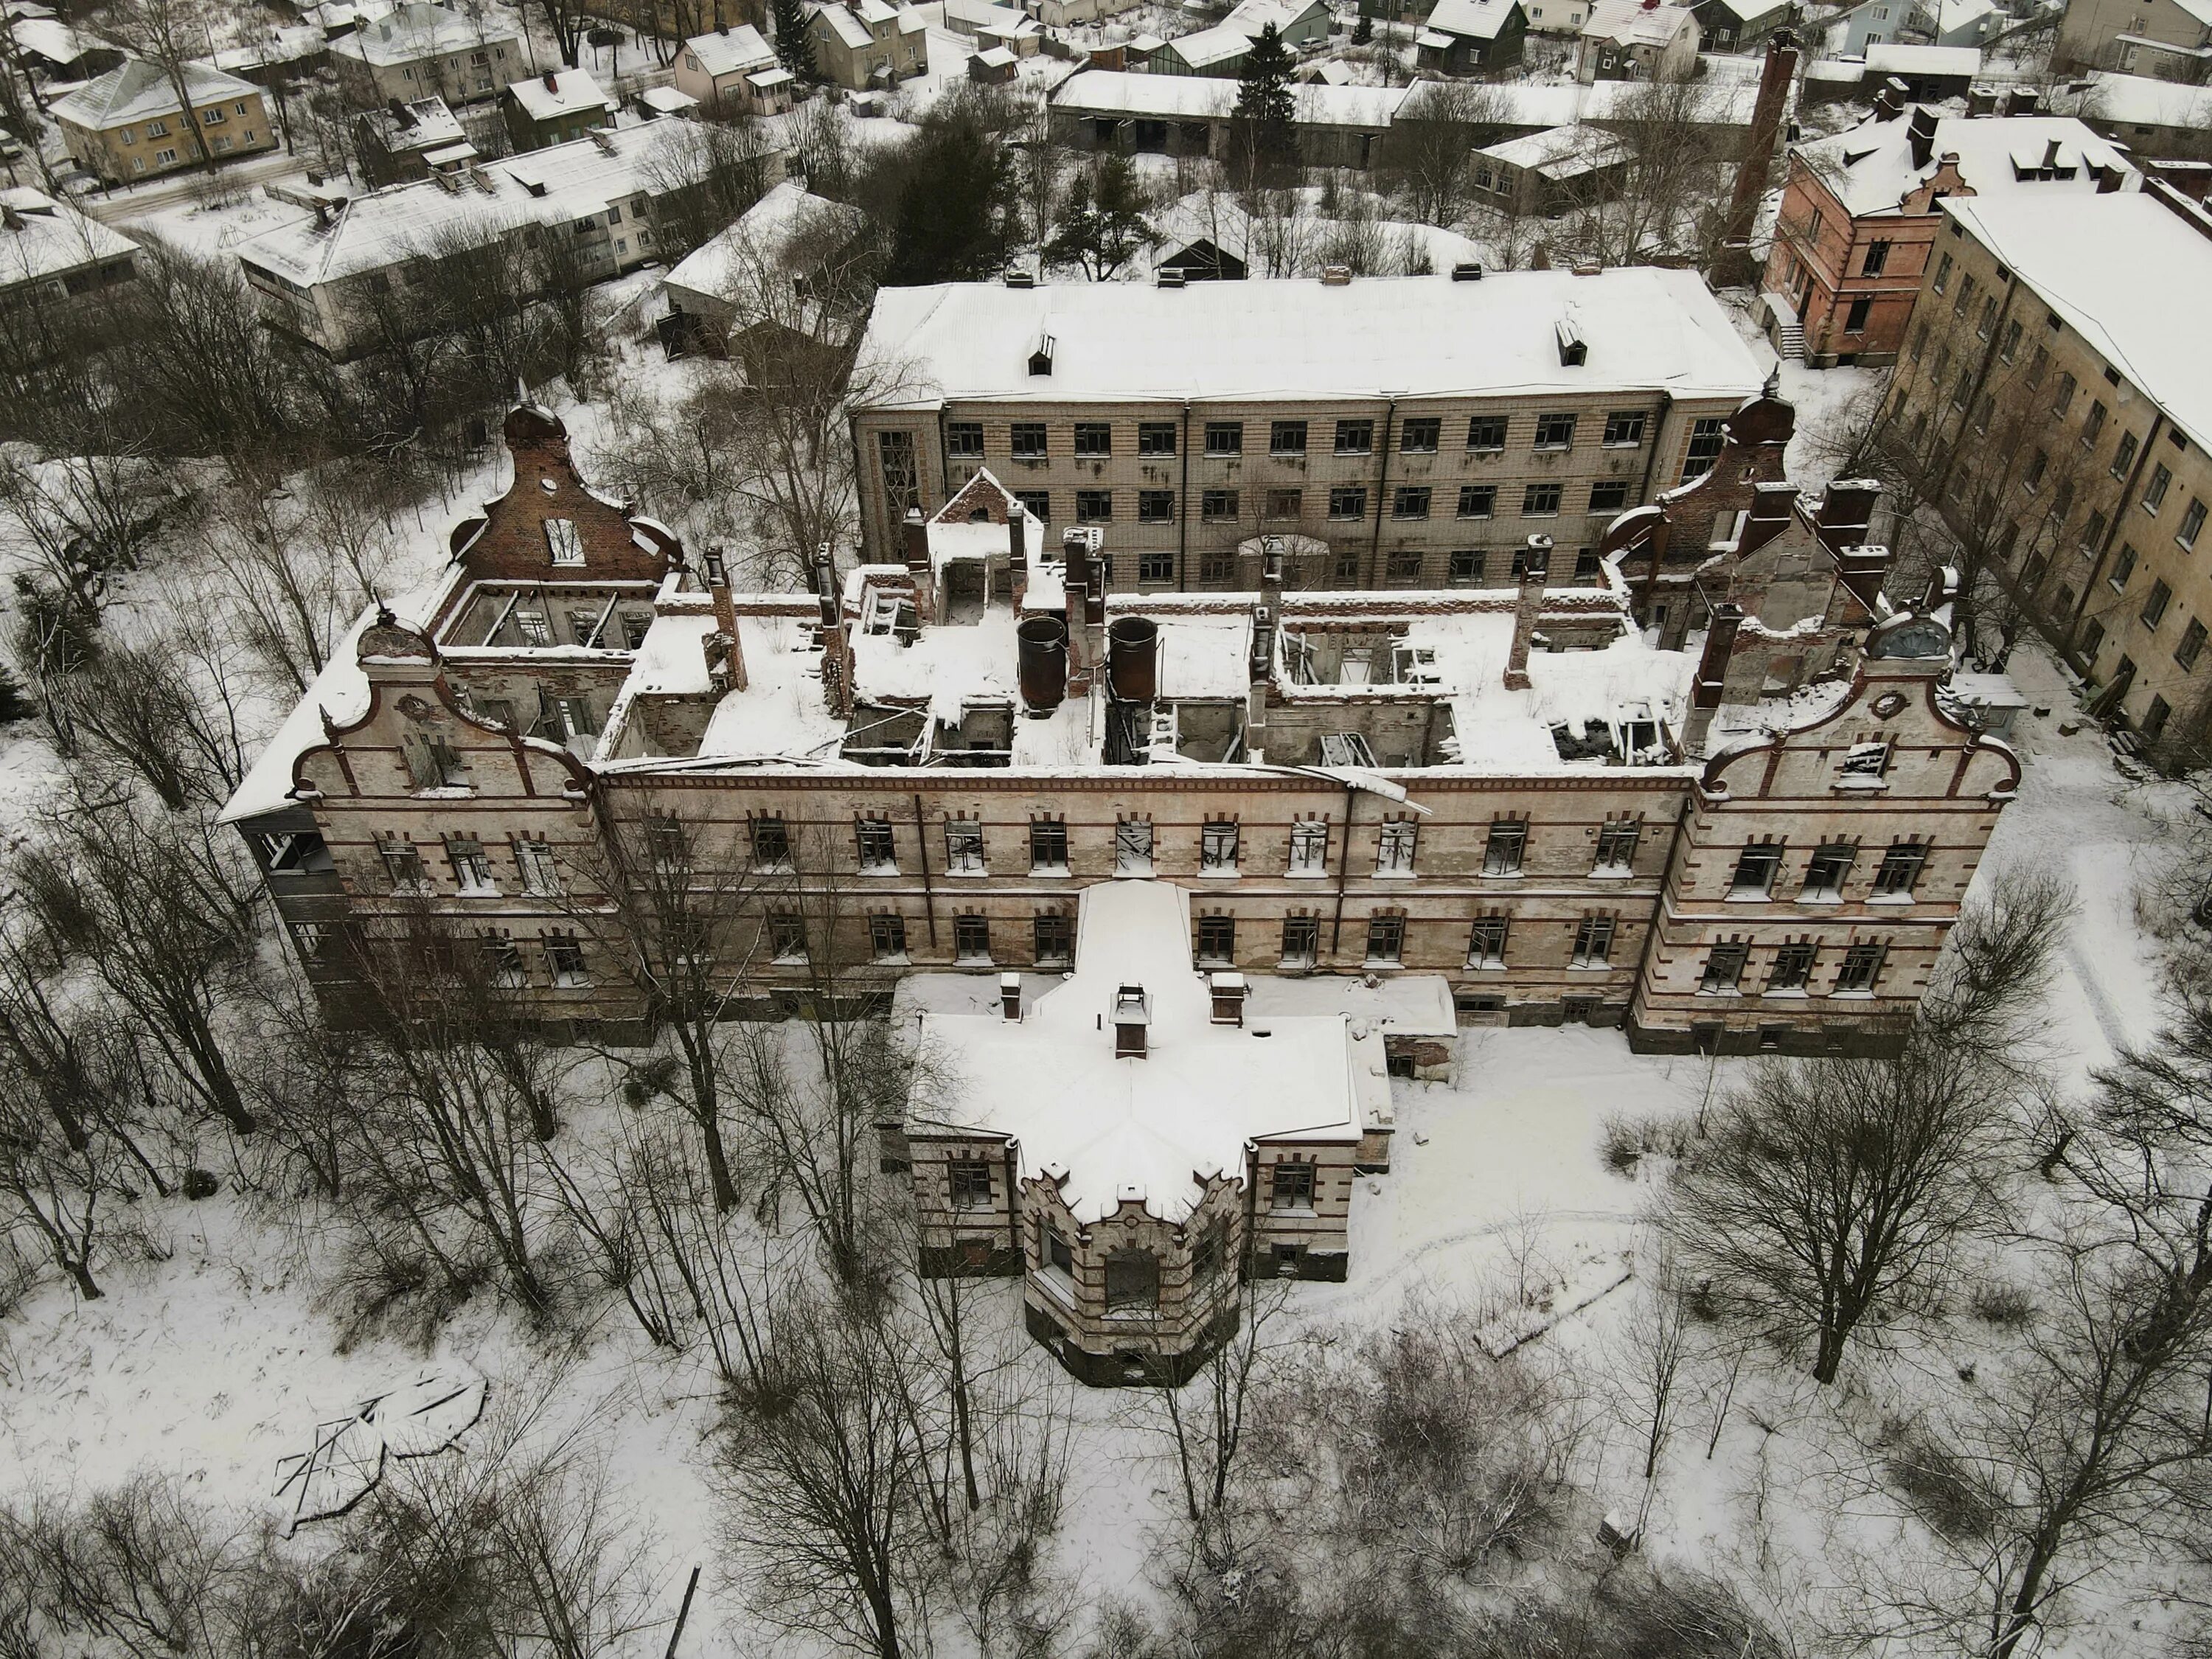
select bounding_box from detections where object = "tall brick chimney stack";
[1504,535,1552,691]
[1715,30,1800,287]
[1683,602,1744,757]
[702,548,748,694]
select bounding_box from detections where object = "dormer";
[1029,333,1055,377]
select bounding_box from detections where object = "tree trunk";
[698,1108,738,1212]
[68,1260,102,1300]
[1811,1321,1846,1385]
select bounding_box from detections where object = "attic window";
[546,518,584,566]
[1028,333,1054,377]
[1555,317,1586,367]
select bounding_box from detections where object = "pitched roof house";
[49,58,278,184]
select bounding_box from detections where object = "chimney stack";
[1683,602,1743,757]
[1113,984,1150,1059]
[1504,535,1552,691]
[1907,105,1939,170]
[701,549,748,695]
[1208,972,1247,1027]
[1715,29,1799,285]
[999,972,1022,1021]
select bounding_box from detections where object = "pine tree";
[772,0,818,80]
[886,92,1020,283]
[1229,24,1298,187]
[1045,153,1153,279]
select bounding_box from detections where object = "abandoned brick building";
[224,394,2020,1381]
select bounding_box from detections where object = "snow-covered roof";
[1861,41,1980,75]
[1936,0,1995,32]
[507,67,613,122]
[638,85,699,113]
[1793,111,2130,217]
[1425,0,1520,41]
[0,187,133,287]
[215,24,326,72]
[915,880,1371,1225]
[814,2,874,49]
[239,119,756,288]
[1939,189,2212,456]
[1398,73,1760,128]
[49,56,260,131]
[1053,68,1407,127]
[973,44,1017,66]
[855,268,1764,408]
[1479,122,1632,177]
[683,24,775,74]
[9,16,89,63]
[2080,69,2212,130]
[1158,18,1261,65]
[1150,187,1489,273]
[330,1,516,66]
[358,93,464,151]
[1582,0,1697,46]
[661,179,867,301]
[1708,0,1787,19]
[2168,0,2212,24]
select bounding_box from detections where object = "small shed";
[1861,42,1981,100]
[969,44,1019,82]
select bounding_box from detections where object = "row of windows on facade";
[1034,1212,1243,1312]
[290,921,592,987]
[877,420,1725,509]
[937,410,1661,462]
[926,479,1641,528]
[966,540,1607,590]
[375,821,1931,899]
[110,100,259,146]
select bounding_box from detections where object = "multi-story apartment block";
[1763,94,2130,367]
[235,120,784,361]
[222,396,2016,1381]
[49,58,278,185]
[849,271,1767,599]
[1885,183,2212,757]
[329,3,524,107]
[2054,0,2212,80]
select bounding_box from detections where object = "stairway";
[1775,317,1806,362]
[1760,290,1806,364]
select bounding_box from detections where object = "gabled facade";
[329,2,524,106]
[2056,0,2212,81]
[1416,0,1530,73]
[674,25,796,116]
[807,0,928,90]
[1576,0,1701,81]
[501,68,616,151]
[50,58,277,184]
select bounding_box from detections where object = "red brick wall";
[453,407,678,589]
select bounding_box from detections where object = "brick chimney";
[702,548,748,692]
[1000,972,1022,1020]
[1209,971,1247,1026]
[1683,602,1743,757]
[1504,535,1552,691]
[1716,29,1800,286]
[1113,984,1150,1058]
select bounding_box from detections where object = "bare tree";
[90,0,220,172]
[1569,76,1729,269]
[1380,77,1507,228]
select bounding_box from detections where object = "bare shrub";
[1882,1420,2003,1543]
[1968,1280,2034,1329]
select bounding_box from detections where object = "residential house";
[846,268,1767,589]
[1887,184,2212,759]
[352,94,474,184]
[807,0,929,91]
[1150,0,1334,76]
[943,0,1045,52]
[0,187,136,358]
[673,25,796,116]
[1415,0,1529,73]
[2056,0,2212,80]
[1051,69,1407,169]
[329,3,524,107]
[7,18,122,81]
[1576,0,1702,81]
[1826,0,1910,53]
[1687,0,1792,51]
[1525,0,1594,33]
[1763,95,2131,366]
[502,67,616,151]
[50,58,278,184]
[1915,0,2003,48]
[2073,69,2212,155]
[1034,0,1144,21]
[660,178,870,347]
[235,119,785,359]
[1473,124,1633,215]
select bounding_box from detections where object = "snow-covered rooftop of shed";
[1051,69,1408,128]
[856,269,1764,407]
[1479,124,1631,176]
[1862,41,1981,75]
[0,187,134,285]
[1794,110,2129,217]
[361,94,465,151]
[1149,188,1485,272]
[914,880,1371,1225]
[1939,189,2212,455]
[1425,0,1519,41]
[2080,70,2212,128]
[507,68,613,121]
[1398,74,1760,128]
[662,181,866,299]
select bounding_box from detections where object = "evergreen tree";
[1044,153,1153,279]
[1353,1,1374,45]
[771,0,818,80]
[1229,24,1298,187]
[885,92,1021,283]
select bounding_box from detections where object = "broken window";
[544,517,584,565]
[546,933,590,987]
[1141,489,1177,522]
[855,817,897,872]
[945,818,986,874]
[2180,498,2207,551]
[1029,820,1068,872]
[870,913,908,961]
[1075,489,1112,523]
[747,815,790,871]
[1466,415,1508,452]
[446,835,495,893]
[1701,940,1749,990]
[1590,480,1630,512]
[1533,411,1576,451]
[1731,841,1783,897]
[1334,418,1374,456]
[768,912,808,962]
[1834,942,1885,992]
[1204,421,1243,455]
[1328,485,1367,519]
[1364,914,1404,964]
[1270,1161,1315,1210]
[380,837,427,891]
[1399,417,1441,453]
[1839,740,1891,779]
[1114,818,1153,874]
[481,933,526,989]
[1571,914,1614,967]
[1137,421,1177,456]
[1270,420,1307,455]
[1458,484,1496,519]
[1603,409,1647,446]
[1281,914,1319,967]
[1768,942,1818,992]
[1073,420,1112,456]
[1872,840,1927,896]
[1522,483,1562,516]
[1682,417,1725,482]
[1392,486,1431,520]
[953,914,991,962]
[1449,549,1484,583]
[1593,818,1640,872]
[1375,821,1417,875]
[1801,842,1854,900]
[1105,1249,1158,1310]
[1265,487,1302,519]
[1195,914,1236,965]
[1288,821,1329,874]
[1009,422,1048,459]
[1483,820,1526,875]
[1192,1220,1226,1281]
[946,420,984,456]
[1200,488,1237,521]
[1467,915,1509,967]
[1034,912,1073,967]
[2145,463,2174,515]
[949,1159,994,1210]
[1200,820,1239,872]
